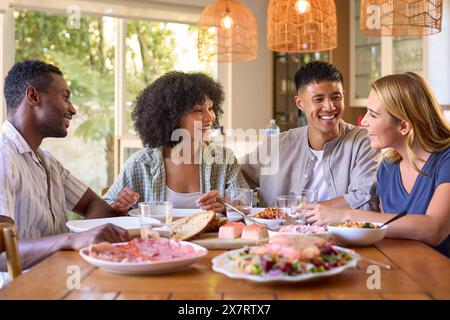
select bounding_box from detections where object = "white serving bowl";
[327,223,388,246]
[244,217,282,230]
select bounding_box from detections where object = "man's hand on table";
[69,224,130,251]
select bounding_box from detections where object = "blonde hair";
[372,72,450,172]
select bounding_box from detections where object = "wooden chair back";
[100,186,110,196]
[0,223,22,280]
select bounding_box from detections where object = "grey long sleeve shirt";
[240,121,380,209]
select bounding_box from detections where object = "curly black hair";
[4,60,63,114]
[132,71,224,148]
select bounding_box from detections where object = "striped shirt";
[104,143,249,206]
[0,120,88,240]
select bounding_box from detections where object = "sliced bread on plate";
[172,210,216,241]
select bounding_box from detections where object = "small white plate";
[79,241,208,275]
[128,208,201,220]
[267,224,331,238]
[66,216,160,233]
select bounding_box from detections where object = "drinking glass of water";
[224,188,253,222]
[139,201,173,239]
[289,189,318,222]
[275,195,299,224]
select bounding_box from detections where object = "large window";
[12,8,217,192]
[15,9,115,192]
[125,21,217,135]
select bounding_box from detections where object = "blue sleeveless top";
[376,147,450,257]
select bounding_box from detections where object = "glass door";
[393,37,424,75]
[354,0,381,101]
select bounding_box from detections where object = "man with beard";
[241,61,379,209]
[0,61,133,282]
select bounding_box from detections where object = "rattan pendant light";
[267,0,338,53]
[360,0,443,36]
[198,0,258,63]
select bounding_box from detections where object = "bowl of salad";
[327,221,387,246]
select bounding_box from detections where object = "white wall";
[428,0,450,106]
[229,0,272,131]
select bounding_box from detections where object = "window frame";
[349,0,429,107]
[114,135,143,177]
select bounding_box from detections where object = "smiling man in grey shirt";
[241,61,379,209]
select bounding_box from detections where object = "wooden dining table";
[0,238,449,300]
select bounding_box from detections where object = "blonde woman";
[304,72,450,256]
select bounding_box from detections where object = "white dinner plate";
[79,241,208,275]
[128,208,203,219]
[66,216,160,233]
[212,246,358,283]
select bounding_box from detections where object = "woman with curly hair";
[302,72,450,256]
[104,71,248,213]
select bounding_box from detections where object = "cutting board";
[190,232,268,249]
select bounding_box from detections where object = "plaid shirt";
[104,142,249,206]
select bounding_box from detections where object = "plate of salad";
[212,234,358,283]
